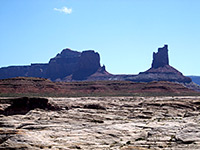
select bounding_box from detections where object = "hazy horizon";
[1,0,200,76]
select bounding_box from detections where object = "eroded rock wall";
[152,45,169,68]
[0,48,104,81]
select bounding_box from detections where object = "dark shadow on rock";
[83,103,106,110]
[0,97,60,116]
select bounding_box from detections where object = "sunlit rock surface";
[1,96,200,149]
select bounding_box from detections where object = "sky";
[0,0,200,76]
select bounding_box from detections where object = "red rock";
[152,45,169,68]
[0,49,106,81]
[127,45,192,83]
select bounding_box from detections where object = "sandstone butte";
[0,45,200,92]
[126,45,192,83]
[0,45,194,83]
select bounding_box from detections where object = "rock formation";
[72,50,101,80]
[1,96,200,149]
[127,45,192,83]
[46,48,81,80]
[152,45,169,68]
[0,48,107,81]
[0,45,194,84]
[0,97,59,116]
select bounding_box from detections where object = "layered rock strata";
[0,77,196,96]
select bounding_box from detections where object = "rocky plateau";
[1,96,200,149]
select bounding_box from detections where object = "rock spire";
[152,45,169,68]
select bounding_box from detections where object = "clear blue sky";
[0,0,200,76]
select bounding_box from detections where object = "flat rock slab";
[0,96,200,149]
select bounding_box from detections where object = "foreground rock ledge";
[0,96,200,149]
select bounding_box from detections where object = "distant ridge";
[0,77,197,97]
[188,76,200,86]
[0,45,194,86]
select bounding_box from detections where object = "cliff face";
[46,48,81,80]
[72,51,101,80]
[152,45,169,68]
[0,48,106,81]
[0,64,48,79]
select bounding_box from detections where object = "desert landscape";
[1,96,200,150]
[0,45,200,149]
[1,1,200,150]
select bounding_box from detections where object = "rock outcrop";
[46,48,81,80]
[72,50,101,80]
[127,45,192,83]
[1,96,200,149]
[0,97,60,116]
[152,45,169,68]
[0,45,194,84]
[0,48,107,81]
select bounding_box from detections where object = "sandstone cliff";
[46,48,81,80]
[152,44,169,68]
[0,48,107,81]
[72,50,101,80]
